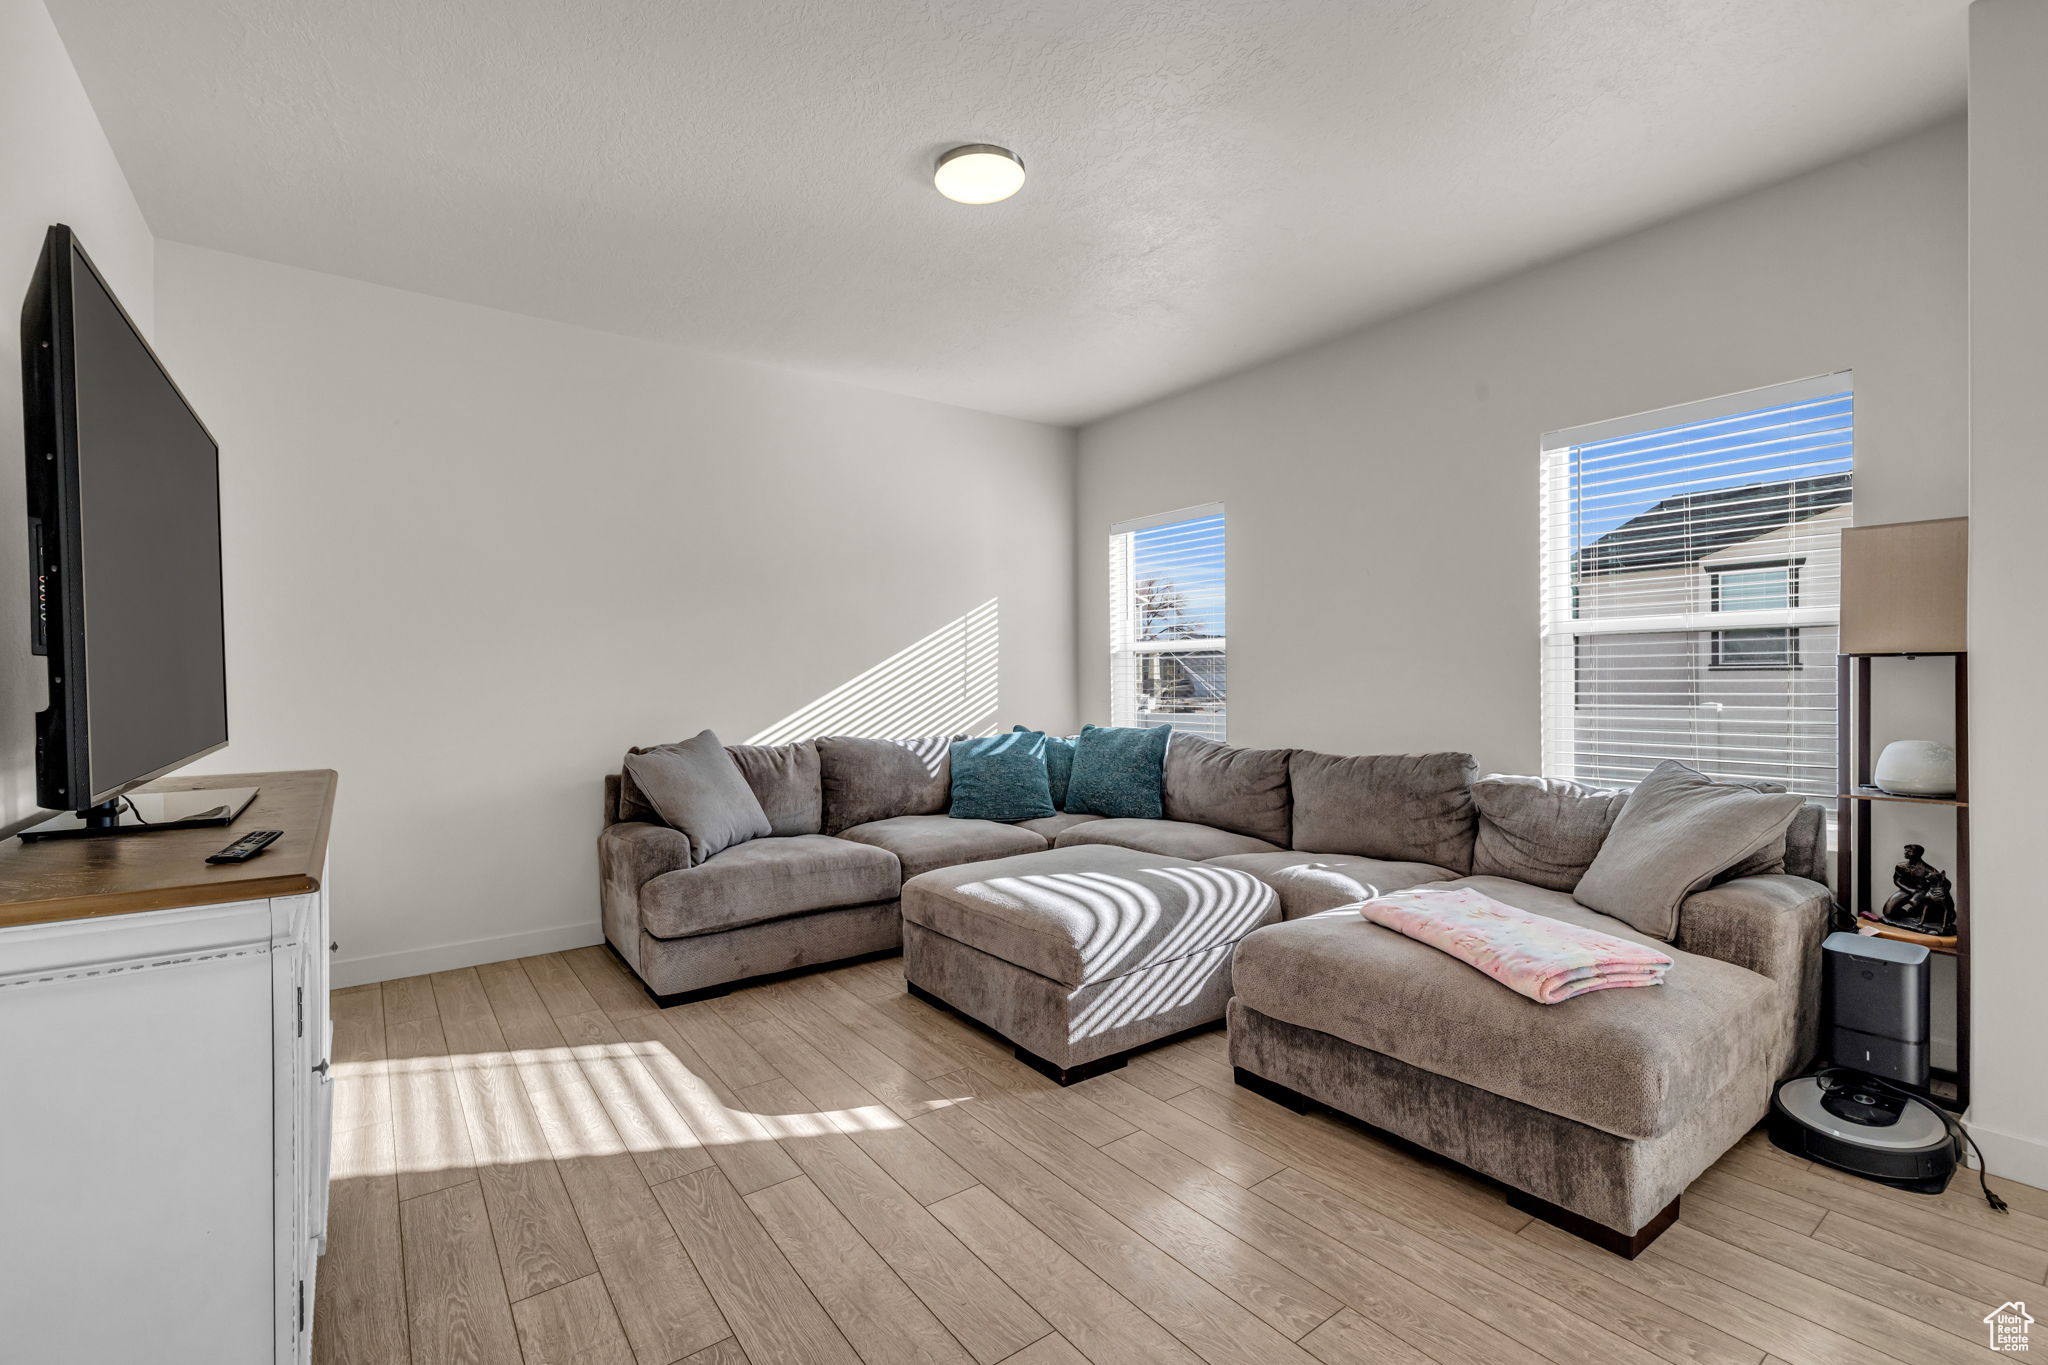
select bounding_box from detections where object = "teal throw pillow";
[1064,723,1171,819]
[949,731,1057,822]
[1014,725,1076,809]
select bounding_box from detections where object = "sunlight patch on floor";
[335,1041,928,1177]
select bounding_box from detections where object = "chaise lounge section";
[1227,775,1831,1255]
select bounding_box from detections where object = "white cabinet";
[0,811,333,1364]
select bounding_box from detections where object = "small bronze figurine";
[1881,844,1958,938]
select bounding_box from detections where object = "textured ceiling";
[47,0,1968,424]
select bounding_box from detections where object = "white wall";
[0,0,156,836]
[153,243,1076,985]
[1965,0,2048,1188]
[1077,119,1966,767]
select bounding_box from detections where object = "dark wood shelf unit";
[1835,652,1968,1112]
[1840,786,1967,808]
[1852,914,1959,955]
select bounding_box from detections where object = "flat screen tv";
[19,224,238,835]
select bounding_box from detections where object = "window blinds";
[1110,505,1226,741]
[1540,375,1853,798]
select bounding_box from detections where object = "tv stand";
[0,770,335,1363]
[17,785,259,842]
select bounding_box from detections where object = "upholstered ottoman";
[901,845,1279,1083]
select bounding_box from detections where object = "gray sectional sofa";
[599,729,1831,1256]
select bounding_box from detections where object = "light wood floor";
[318,947,2046,1365]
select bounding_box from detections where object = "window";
[1712,628,1799,670]
[1540,375,1853,798]
[1110,505,1225,740]
[1710,562,1800,668]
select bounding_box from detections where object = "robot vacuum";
[1768,1069,1957,1194]
[1767,932,1960,1194]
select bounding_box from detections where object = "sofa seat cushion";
[1054,817,1282,860]
[1230,875,1776,1140]
[902,845,1278,986]
[1011,811,1107,842]
[837,814,1048,881]
[1204,851,1459,919]
[640,835,901,940]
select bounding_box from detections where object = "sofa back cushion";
[621,730,773,866]
[1161,734,1292,846]
[1469,773,1628,891]
[1782,804,1828,884]
[616,767,661,825]
[816,734,958,834]
[1287,750,1478,872]
[727,740,823,837]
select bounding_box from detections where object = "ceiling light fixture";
[933,144,1025,204]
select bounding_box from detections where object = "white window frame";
[1110,502,1226,740]
[1539,372,1851,793]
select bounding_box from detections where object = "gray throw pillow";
[621,730,772,866]
[1162,734,1293,846]
[727,740,823,837]
[1574,760,1807,940]
[1470,774,1629,891]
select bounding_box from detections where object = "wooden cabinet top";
[0,770,336,929]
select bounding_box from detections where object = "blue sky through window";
[1567,391,1853,553]
[1133,513,1225,640]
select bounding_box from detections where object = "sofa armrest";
[601,820,692,885]
[597,821,692,969]
[1675,873,1831,1077]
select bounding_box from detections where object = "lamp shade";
[1839,516,1967,654]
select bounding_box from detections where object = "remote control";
[207,829,284,864]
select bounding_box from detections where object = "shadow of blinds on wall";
[1110,504,1226,741]
[1540,374,1853,798]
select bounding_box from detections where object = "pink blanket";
[1357,886,1673,1004]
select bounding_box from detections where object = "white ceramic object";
[1873,740,1958,797]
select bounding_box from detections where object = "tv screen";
[21,225,226,813]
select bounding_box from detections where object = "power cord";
[117,795,154,826]
[1815,1067,2007,1212]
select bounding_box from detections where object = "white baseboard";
[332,920,605,988]
[1968,1119,2048,1192]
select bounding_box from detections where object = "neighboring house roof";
[1579,473,1852,576]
